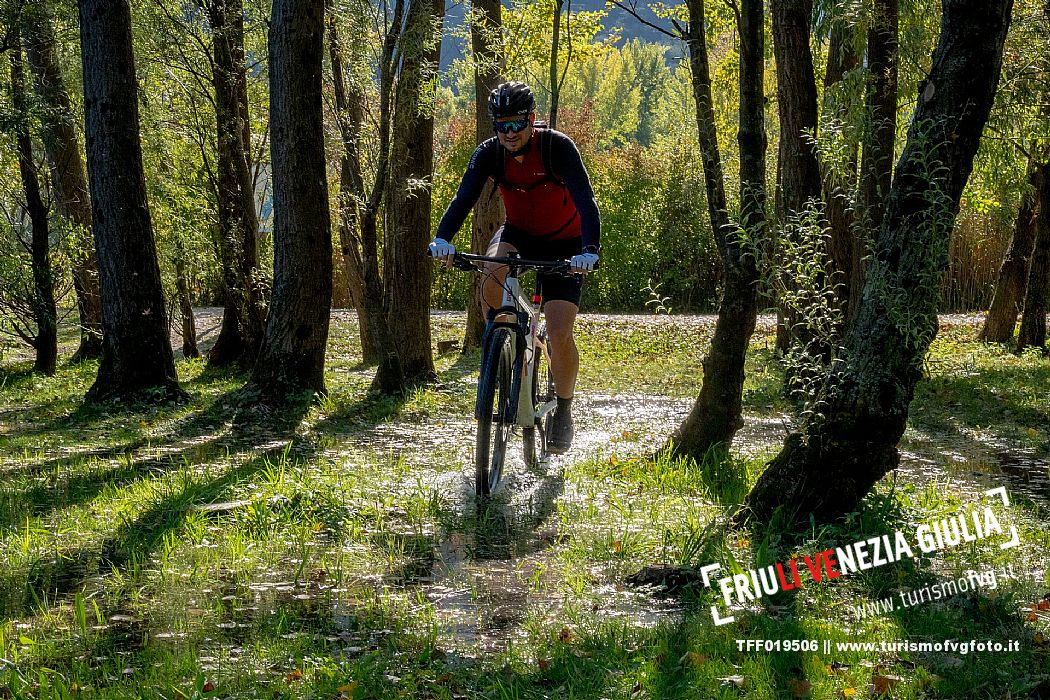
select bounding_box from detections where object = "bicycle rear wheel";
[476,328,514,496]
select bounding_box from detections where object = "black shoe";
[547,405,574,454]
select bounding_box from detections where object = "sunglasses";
[493,117,530,134]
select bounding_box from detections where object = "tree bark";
[11,47,58,376]
[821,20,861,312]
[79,0,183,403]
[173,239,200,359]
[378,0,442,390]
[979,158,1042,342]
[745,0,1013,522]
[668,0,765,457]
[463,0,505,351]
[849,0,899,326]
[771,0,823,353]
[247,0,332,401]
[1018,166,1050,351]
[24,9,103,361]
[328,16,380,365]
[206,0,266,367]
[549,0,564,129]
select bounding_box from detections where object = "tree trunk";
[173,240,200,359]
[328,15,380,365]
[247,0,332,401]
[11,48,58,376]
[549,0,563,129]
[24,9,103,361]
[744,0,1012,523]
[979,158,1042,342]
[771,0,823,354]
[849,0,899,326]
[206,0,265,367]
[79,0,183,403]
[668,0,765,457]
[821,20,861,312]
[463,0,505,352]
[378,0,442,390]
[1018,167,1050,351]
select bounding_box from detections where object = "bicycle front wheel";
[476,328,514,496]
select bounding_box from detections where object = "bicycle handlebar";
[449,252,573,274]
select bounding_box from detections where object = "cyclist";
[429,80,600,454]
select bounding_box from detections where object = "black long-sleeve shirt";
[436,129,600,250]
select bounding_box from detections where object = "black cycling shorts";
[490,225,584,307]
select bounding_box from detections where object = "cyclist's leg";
[483,229,519,312]
[543,300,579,400]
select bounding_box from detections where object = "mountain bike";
[449,252,570,497]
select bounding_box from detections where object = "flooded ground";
[172,309,1049,655]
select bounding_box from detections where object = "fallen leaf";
[789,678,812,697]
[1028,428,1040,439]
[719,675,746,688]
[840,688,856,699]
[202,680,216,693]
[1038,600,1050,611]
[613,539,623,554]
[338,681,357,699]
[1026,612,1039,622]
[537,659,551,671]
[286,669,303,682]
[679,651,709,667]
[872,674,903,695]
[558,626,574,643]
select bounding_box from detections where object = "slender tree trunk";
[549,0,563,129]
[11,48,58,376]
[173,239,200,359]
[668,0,765,457]
[248,0,332,401]
[744,0,1012,522]
[24,10,103,361]
[1018,168,1050,351]
[79,0,183,403]
[328,16,379,365]
[980,157,1042,342]
[207,0,265,367]
[771,0,823,353]
[821,21,861,311]
[849,0,899,326]
[464,0,505,351]
[378,0,442,390]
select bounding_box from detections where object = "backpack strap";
[488,127,564,195]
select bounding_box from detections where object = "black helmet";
[487,81,535,120]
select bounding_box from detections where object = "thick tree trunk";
[328,16,380,365]
[667,0,764,457]
[771,0,823,354]
[206,0,265,367]
[849,0,899,326]
[463,0,505,351]
[821,21,861,312]
[24,10,103,361]
[11,48,58,376]
[79,0,183,403]
[248,0,332,401]
[1018,170,1050,351]
[376,0,442,391]
[980,158,1042,342]
[173,240,200,359]
[744,0,1012,522]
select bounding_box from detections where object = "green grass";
[0,312,1046,698]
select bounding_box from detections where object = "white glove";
[570,252,599,273]
[428,238,455,264]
